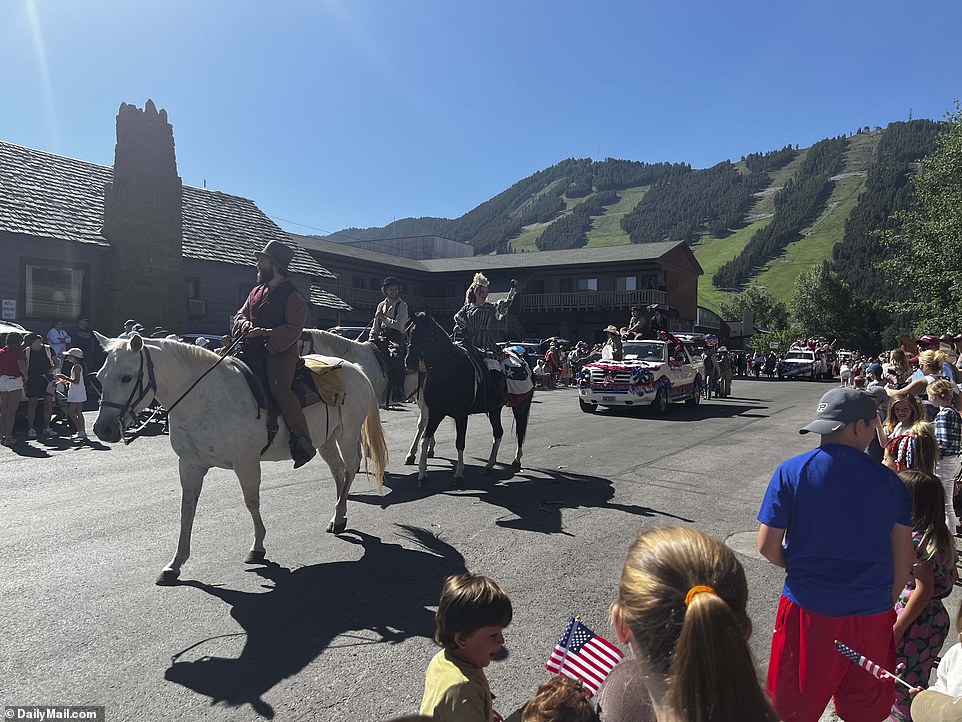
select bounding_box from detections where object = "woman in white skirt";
[56,347,87,440]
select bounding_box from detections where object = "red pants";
[767,595,896,722]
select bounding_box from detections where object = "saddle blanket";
[303,357,346,407]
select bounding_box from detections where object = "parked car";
[179,332,225,351]
[577,338,704,414]
[327,326,372,341]
[505,340,543,369]
[0,320,30,337]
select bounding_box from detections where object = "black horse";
[405,312,533,485]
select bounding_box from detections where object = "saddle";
[234,347,345,453]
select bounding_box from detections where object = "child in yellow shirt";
[420,574,513,722]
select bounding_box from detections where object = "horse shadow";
[352,466,692,535]
[164,525,466,718]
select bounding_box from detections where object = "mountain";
[329,120,943,310]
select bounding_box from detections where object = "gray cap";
[799,387,878,435]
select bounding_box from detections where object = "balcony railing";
[520,289,666,313]
[318,285,667,315]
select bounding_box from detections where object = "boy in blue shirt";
[758,387,914,722]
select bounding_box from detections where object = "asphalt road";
[2,376,954,721]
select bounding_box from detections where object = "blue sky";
[2,1,959,236]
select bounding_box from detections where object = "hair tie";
[685,585,716,606]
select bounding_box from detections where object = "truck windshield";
[623,342,667,362]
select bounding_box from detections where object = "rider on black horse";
[453,273,515,408]
[370,276,409,403]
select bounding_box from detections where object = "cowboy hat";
[255,240,295,269]
[381,276,402,290]
[604,325,620,334]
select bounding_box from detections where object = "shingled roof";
[0,140,334,279]
[292,231,701,275]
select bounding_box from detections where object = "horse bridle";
[408,318,458,370]
[99,344,158,444]
[100,332,247,445]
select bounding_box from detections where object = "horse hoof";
[156,569,180,586]
[405,455,415,465]
[245,550,267,564]
[418,475,427,488]
[326,520,347,534]
[511,460,521,472]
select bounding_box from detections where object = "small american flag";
[545,618,624,697]
[834,640,902,686]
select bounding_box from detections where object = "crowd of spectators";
[409,331,962,722]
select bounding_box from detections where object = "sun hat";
[255,240,295,269]
[604,325,620,334]
[799,387,877,435]
[65,347,84,359]
[195,337,210,347]
[718,346,728,352]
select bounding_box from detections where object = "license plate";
[602,396,616,402]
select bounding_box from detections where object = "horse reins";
[102,331,249,445]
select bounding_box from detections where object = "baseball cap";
[917,334,939,346]
[799,387,877,435]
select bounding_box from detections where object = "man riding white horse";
[232,240,316,469]
[370,276,409,403]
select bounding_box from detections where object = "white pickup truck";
[577,339,704,414]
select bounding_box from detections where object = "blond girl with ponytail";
[610,527,777,722]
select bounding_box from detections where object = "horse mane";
[306,329,369,356]
[108,337,226,365]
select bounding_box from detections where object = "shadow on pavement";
[351,465,693,534]
[164,524,466,718]
[596,401,768,422]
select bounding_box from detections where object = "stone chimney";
[99,99,186,333]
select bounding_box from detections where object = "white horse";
[300,329,433,464]
[92,333,388,585]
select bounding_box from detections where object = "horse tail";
[361,389,388,492]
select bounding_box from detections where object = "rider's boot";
[291,434,317,469]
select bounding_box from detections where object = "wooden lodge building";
[0,99,710,346]
[295,234,707,343]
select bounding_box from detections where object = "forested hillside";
[830,120,943,299]
[330,119,943,309]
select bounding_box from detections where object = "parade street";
[3,378,956,722]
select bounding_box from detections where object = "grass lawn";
[585,185,650,247]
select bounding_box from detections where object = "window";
[527,279,545,294]
[639,273,659,290]
[352,277,367,290]
[560,279,574,293]
[370,277,381,291]
[186,278,201,299]
[615,276,637,291]
[23,261,86,320]
[576,278,598,291]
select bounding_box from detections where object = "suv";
[577,339,704,414]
